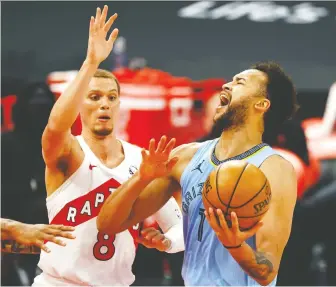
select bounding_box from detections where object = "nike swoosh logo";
[89,164,97,170]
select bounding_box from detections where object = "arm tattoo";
[240,251,274,281]
[1,240,40,254]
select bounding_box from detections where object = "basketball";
[202,160,271,230]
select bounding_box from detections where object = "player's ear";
[254,99,270,113]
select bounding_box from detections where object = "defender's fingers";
[95,7,102,26]
[100,5,108,27]
[156,136,167,153]
[167,157,179,172]
[104,13,118,33]
[108,28,119,46]
[163,138,176,155]
[149,138,156,155]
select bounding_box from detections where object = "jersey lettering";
[81,201,92,216]
[51,178,121,226]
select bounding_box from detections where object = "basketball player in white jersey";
[32,5,183,286]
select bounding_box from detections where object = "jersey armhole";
[46,154,90,220]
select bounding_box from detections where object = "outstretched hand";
[11,223,76,253]
[139,136,179,181]
[205,208,263,248]
[86,5,119,65]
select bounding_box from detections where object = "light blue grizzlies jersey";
[180,138,278,286]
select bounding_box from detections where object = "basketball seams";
[227,208,268,218]
[229,179,268,209]
[203,192,218,209]
[202,161,270,230]
[205,189,267,218]
[223,162,249,217]
[214,165,229,207]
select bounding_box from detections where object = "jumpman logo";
[191,160,205,174]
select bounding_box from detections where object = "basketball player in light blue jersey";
[98,62,298,286]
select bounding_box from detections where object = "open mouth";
[219,93,230,107]
[98,116,111,121]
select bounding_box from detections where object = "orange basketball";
[202,160,271,230]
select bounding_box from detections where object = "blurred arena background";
[1,1,336,286]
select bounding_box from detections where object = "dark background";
[2,1,336,90]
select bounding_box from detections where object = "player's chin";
[93,127,113,136]
[213,108,227,122]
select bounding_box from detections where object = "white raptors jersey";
[33,136,154,286]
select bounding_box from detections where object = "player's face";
[213,69,268,131]
[81,77,120,136]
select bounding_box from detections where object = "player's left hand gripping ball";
[205,208,263,248]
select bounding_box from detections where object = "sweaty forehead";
[89,77,118,93]
[234,69,268,84]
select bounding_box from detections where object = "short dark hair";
[94,69,120,95]
[251,61,299,141]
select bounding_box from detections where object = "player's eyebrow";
[89,89,118,94]
[233,76,247,82]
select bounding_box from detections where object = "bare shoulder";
[171,142,203,158]
[260,154,296,178]
[170,142,204,182]
[260,154,297,205]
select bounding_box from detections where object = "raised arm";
[205,156,297,285]
[97,136,182,235]
[42,5,118,167]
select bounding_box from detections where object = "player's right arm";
[42,63,97,167]
[42,6,118,168]
[97,136,187,236]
